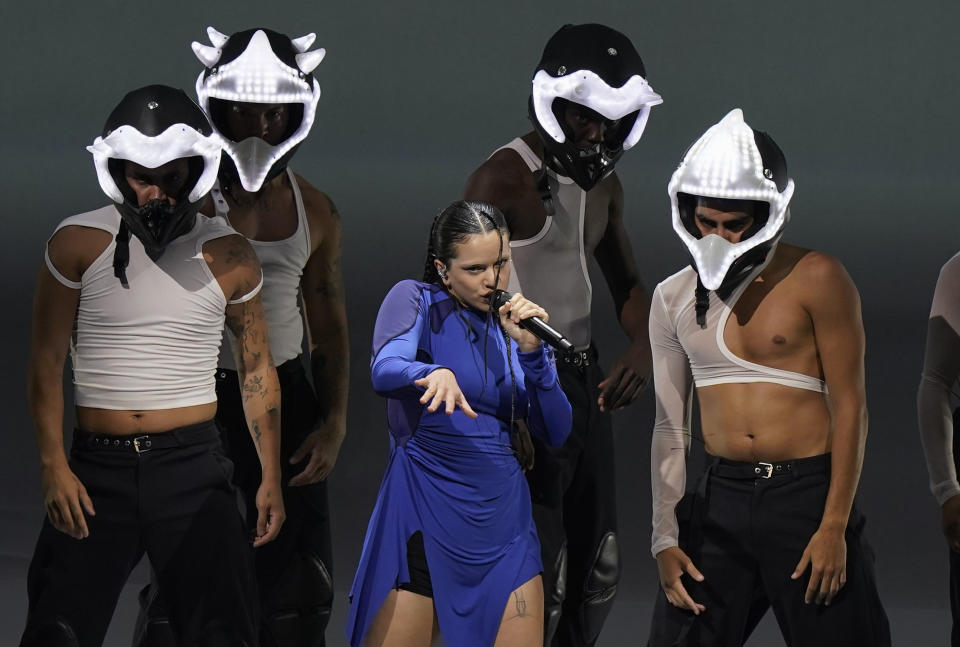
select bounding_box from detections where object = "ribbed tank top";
[46,205,238,409]
[493,138,592,348]
[212,167,312,368]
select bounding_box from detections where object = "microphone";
[488,290,573,352]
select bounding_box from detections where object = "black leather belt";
[73,420,218,454]
[711,453,830,480]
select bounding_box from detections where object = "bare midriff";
[76,402,218,435]
[697,382,830,462]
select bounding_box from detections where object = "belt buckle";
[133,436,152,454]
[564,350,588,367]
[755,462,773,479]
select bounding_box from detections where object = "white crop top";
[648,262,825,556]
[46,205,247,410]
[212,167,312,368]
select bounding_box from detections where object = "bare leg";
[362,589,438,647]
[494,575,545,647]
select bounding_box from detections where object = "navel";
[772,335,786,345]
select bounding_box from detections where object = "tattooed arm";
[291,181,349,486]
[208,233,285,545]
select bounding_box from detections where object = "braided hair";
[421,201,524,456]
[422,200,508,284]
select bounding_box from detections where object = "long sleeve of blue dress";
[370,280,444,398]
[518,346,571,447]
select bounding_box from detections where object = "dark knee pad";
[132,584,177,647]
[578,531,620,645]
[20,618,79,647]
[262,551,333,647]
[544,541,568,646]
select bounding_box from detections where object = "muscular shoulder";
[203,233,263,299]
[939,251,960,282]
[47,224,113,282]
[790,247,850,284]
[781,244,859,306]
[464,149,538,203]
[293,173,340,249]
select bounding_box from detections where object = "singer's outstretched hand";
[497,292,548,353]
[415,369,479,418]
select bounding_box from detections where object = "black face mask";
[118,197,198,261]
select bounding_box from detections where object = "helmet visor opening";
[677,193,770,240]
[208,98,304,145]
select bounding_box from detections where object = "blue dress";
[346,280,572,647]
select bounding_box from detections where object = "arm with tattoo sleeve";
[221,235,285,545]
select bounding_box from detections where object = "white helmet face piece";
[668,108,795,291]
[531,69,662,151]
[86,85,222,269]
[193,27,324,192]
[88,124,221,204]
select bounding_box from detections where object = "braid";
[421,209,444,283]
[113,220,131,289]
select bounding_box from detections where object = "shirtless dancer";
[647,109,889,645]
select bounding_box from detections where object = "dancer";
[918,253,960,646]
[20,85,283,647]
[463,23,661,646]
[647,109,889,645]
[136,27,344,647]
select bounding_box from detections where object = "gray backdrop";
[1,0,956,644]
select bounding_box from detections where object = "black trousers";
[216,358,334,646]
[648,454,891,647]
[137,359,334,647]
[950,411,960,647]
[952,549,960,647]
[20,421,257,647]
[527,346,618,647]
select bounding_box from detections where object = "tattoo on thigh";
[514,590,527,617]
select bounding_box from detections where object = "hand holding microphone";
[488,290,573,352]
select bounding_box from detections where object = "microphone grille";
[488,289,511,310]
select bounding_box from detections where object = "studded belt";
[73,420,219,454]
[560,347,593,368]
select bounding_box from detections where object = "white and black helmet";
[193,27,324,192]
[669,108,794,294]
[529,23,662,191]
[87,85,221,283]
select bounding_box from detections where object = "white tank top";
[212,167,312,368]
[46,205,238,410]
[493,138,593,348]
